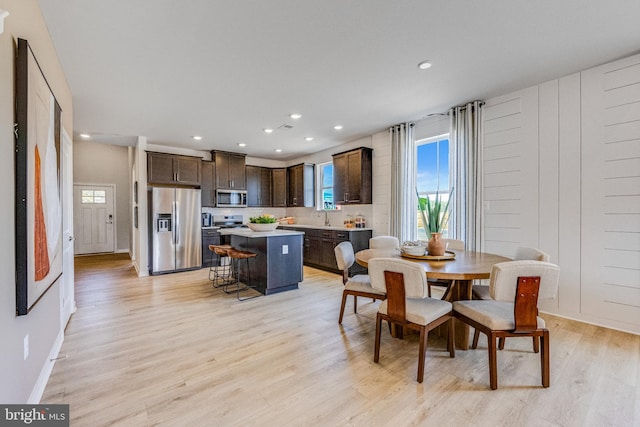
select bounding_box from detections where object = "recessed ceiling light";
[333,125,343,130]
[80,133,90,139]
[275,149,282,153]
[418,60,432,70]
[289,113,302,119]
[192,135,202,141]
[305,137,314,142]
[264,128,274,134]
[238,143,246,147]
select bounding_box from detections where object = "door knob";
[68,236,74,241]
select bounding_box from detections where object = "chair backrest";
[514,247,550,262]
[489,260,560,302]
[444,239,465,251]
[368,257,428,298]
[334,241,355,273]
[369,236,400,250]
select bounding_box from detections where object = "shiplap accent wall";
[482,53,640,333]
[582,55,640,329]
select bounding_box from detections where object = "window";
[318,162,339,210]
[416,134,450,239]
[81,189,106,204]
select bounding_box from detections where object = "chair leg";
[488,331,498,390]
[541,330,550,388]
[338,291,348,324]
[374,314,382,363]
[417,326,427,383]
[448,319,455,358]
[353,295,358,313]
[532,336,540,353]
[472,329,480,349]
[498,337,506,350]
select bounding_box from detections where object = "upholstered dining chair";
[334,241,386,324]
[369,236,400,250]
[368,257,455,383]
[427,238,465,299]
[453,260,560,389]
[472,247,550,351]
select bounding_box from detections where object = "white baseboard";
[116,248,130,254]
[28,330,64,404]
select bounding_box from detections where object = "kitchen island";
[219,228,304,295]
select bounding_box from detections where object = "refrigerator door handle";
[173,201,179,245]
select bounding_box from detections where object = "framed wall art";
[15,38,63,315]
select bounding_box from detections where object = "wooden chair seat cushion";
[379,297,452,326]
[345,275,386,295]
[453,300,546,331]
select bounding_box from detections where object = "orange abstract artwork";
[34,145,50,281]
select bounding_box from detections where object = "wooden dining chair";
[472,247,550,352]
[334,241,386,324]
[453,260,560,389]
[427,238,465,299]
[368,257,454,383]
[369,236,400,250]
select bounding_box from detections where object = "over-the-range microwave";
[216,189,247,207]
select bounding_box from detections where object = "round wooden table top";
[355,249,511,281]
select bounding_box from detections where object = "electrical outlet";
[282,245,288,254]
[24,334,29,360]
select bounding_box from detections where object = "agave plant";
[416,187,453,239]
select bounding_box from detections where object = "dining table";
[355,248,511,349]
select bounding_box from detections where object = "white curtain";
[449,101,483,251]
[390,123,416,244]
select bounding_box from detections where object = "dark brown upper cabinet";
[246,165,272,207]
[212,151,246,190]
[271,168,287,207]
[287,163,315,207]
[332,147,372,205]
[147,152,201,186]
[201,160,215,207]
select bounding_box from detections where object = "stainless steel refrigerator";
[149,187,202,274]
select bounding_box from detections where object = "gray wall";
[74,140,130,252]
[0,0,74,403]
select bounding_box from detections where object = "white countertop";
[219,228,304,238]
[278,224,372,231]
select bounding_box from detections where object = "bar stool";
[208,244,233,287]
[224,248,260,301]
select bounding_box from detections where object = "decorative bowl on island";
[247,222,279,232]
[248,214,279,232]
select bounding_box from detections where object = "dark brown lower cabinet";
[281,226,371,276]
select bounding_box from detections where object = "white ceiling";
[38,0,640,160]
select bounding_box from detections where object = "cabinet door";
[246,165,261,207]
[332,153,348,204]
[228,154,246,189]
[320,239,339,269]
[201,161,215,207]
[305,236,321,265]
[147,152,176,184]
[287,165,302,206]
[346,151,362,202]
[175,156,201,186]
[272,168,287,207]
[259,167,272,206]
[214,153,230,189]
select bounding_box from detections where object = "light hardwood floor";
[42,254,640,426]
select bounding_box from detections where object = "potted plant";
[248,214,279,232]
[416,187,453,256]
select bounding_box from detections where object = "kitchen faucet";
[324,210,330,226]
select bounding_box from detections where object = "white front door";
[73,184,116,254]
[61,130,76,326]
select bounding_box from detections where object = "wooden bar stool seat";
[224,249,260,301]
[208,244,234,286]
